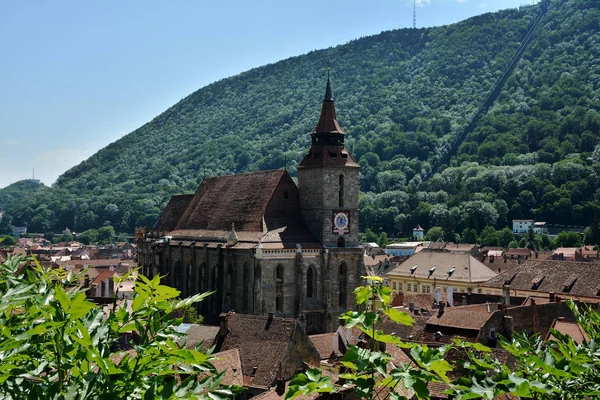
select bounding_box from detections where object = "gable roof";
[482,260,600,298]
[211,348,244,386]
[215,313,307,389]
[387,251,497,283]
[175,170,287,232]
[426,303,499,330]
[546,319,589,344]
[153,194,194,231]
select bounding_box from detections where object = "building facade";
[137,77,363,334]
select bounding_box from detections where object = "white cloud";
[415,0,431,7]
[455,0,468,3]
[479,2,488,7]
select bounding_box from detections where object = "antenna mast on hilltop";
[413,0,417,29]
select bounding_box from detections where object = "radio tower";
[413,0,417,29]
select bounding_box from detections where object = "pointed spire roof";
[313,75,344,135]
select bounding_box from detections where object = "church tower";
[298,75,360,248]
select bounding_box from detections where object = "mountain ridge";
[3,0,600,239]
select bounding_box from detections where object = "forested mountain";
[4,0,600,240]
[0,180,47,213]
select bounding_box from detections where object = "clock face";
[332,211,350,234]
[334,213,349,229]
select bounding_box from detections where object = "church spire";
[324,67,333,101]
[313,71,344,136]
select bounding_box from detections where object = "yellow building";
[386,250,497,301]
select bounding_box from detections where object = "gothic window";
[307,267,314,298]
[337,236,345,248]
[174,261,181,289]
[275,265,284,284]
[339,263,347,308]
[339,174,345,207]
[276,265,284,314]
[242,262,250,313]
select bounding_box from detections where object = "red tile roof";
[175,170,286,232]
[309,333,337,360]
[212,348,244,386]
[546,319,589,344]
[154,194,194,232]
[92,270,115,286]
[216,313,319,389]
[482,259,600,298]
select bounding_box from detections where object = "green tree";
[555,231,583,248]
[425,226,444,242]
[0,235,16,246]
[479,226,499,246]
[461,228,478,244]
[362,229,379,243]
[584,216,600,246]
[79,228,98,245]
[497,227,515,248]
[378,232,389,248]
[97,225,116,244]
[0,255,244,399]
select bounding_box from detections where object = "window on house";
[413,283,418,293]
[392,282,397,290]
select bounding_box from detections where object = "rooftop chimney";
[276,378,286,395]
[502,285,511,305]
[396,290,405,307]
[218,313,229,337]
[503,315,514,339]
[437,302,446,318]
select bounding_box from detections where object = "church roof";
[153,194,194,232]
[298,76,359,169]
[298,145,359,168]
[166,169,322,248]
[174,170,285,232]
[313,77,344,135]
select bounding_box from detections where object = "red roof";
[92,270,115,286]
[175,170,287,232]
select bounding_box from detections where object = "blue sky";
[0,0,537,189]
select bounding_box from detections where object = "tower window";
[283,191,289,200]
[339,174,344,207]
[337,236,345,248]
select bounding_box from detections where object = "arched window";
[306,267,314,298]
[339,263,347,308]
[337,236,345,248]
[339,174,345,208]
[275,265,284,284]
[275,265,284,314]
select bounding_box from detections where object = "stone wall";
[138,240,365,333]
[298,166,360,248]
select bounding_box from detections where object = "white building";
[385,241,428,257]
[512,219,534,234]
[533,222,548,235]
